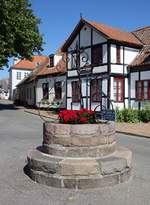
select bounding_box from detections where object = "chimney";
[13,57,20,65]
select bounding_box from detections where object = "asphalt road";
[0,100,150,205]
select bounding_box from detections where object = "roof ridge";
[84,18,130,33]
[133,26,150,32]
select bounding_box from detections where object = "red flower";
[58,109,95,124]
[79,117,88,123]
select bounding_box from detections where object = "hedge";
[116,108,150,123]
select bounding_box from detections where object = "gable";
[62,18,142,52]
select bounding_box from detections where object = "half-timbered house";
[61,18,143,111]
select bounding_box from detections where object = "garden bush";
[116,108,150,123]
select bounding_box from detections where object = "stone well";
[27,121,132,189]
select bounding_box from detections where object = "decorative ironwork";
[37,42,115,122]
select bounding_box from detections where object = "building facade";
[16,52,66,108]
[14,19,150,111]
[61,18,143,111]
[9,56,47,100]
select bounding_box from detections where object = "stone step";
[28,167,131,189]
[27,146,132,178]
[42,141,116,157]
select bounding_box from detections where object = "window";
[113,77,124,102]
[24,72,28,78]
[116,45,121,63]
[136,80,150,100]
[54,82,62,100]
[71,81,80,102]
[90,79,102,102]
[16,72,21,80]
[42,83,49,99]
[49,56,54,67]
[92,45,103,65]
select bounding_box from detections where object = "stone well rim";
[45,121,114,126]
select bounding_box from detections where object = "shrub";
[58,109,96,124]
[116,108,150,123]
[139,109,150,123]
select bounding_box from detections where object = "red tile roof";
[11,55,48,70]
[17,55,66,86]
[86,20,142,46]
[37,59,66,76]
[62,18,143,51]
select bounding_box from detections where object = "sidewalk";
[24,108,150,138]
[24,108,58,120]
[116,122,150,138]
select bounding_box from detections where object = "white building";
[9,56,47,100]
[16,52,66,108]
[15,19,150,112]
[61,18,149,111]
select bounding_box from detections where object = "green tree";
[0,0,43,68]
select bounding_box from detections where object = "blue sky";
[0,0,150,79]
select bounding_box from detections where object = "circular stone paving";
[27,122,132,189]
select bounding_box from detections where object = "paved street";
[0,100,150,205]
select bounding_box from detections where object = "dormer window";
[49,55,54,67]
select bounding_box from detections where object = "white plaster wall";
[36,75,66,108]
[110,77,114,100]
[111,44,116,63]
[72,103,80,110]
[67,77,108,111]
[111,64,123,74]
[141,70,150,79]
[130,72,138,98]
[124,65,128,74]
[102,79,107,95]
[67,80,72,98]
[120,46,123,64]
[80,25,91,47]
[125,78,128,98]
[67,98,72,110]
[93,30,106,45]
[68,70,78,77]
[93,65,108,74]
[103,44,107,63]
[10,69,31,99]
[81,79,88,96]
[130,100,139,109]
[80,48,91,67]
[125,99,129,108]
[68,53,72,70]
[113,102,124,110]
[124,47,139,64]
[68,35,79,51]
[91,103,100,111]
